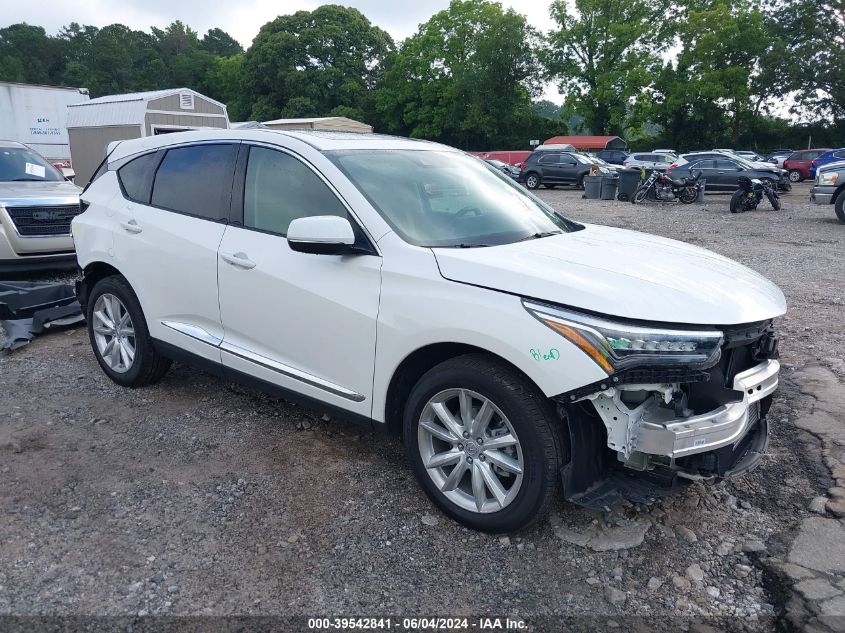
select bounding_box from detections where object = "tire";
[760,177,775,189]
[730,189,745,213]
[524,172,540,190]
[86,275,172,387]
[631,186,649,204]
[403,354,565,533]
[678,187,698,204]
[835,192,845,223]
[765,188,782,210]
[788,170,801,182]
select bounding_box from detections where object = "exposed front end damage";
[553,320,780,511]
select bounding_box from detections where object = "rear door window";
[151,144,238,220]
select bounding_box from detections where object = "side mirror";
[287,215,355,255]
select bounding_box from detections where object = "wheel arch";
[383,342,544,437]
[832,182,845,205]
[76,260,124,311]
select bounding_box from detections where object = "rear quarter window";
[117,152,162,204]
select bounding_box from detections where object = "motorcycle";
[631,169,702,204]
[730,176,781,213]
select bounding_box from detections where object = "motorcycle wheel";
[730,190,748,213]
[679,187,698,204]
[765,189,782,210]
[632,186,649,204]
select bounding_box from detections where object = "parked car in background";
[484,158,520,180]
[809,148,845,179]
[680,152,789,190]
[595,149,629,165]
[810,160,845,223]
[622,153,676,170]
[586,155,621,172]
[72,128,787,533]
[764,150,793,167]
[653,149,678,156]
[671,154,787,191]
[0,140,81,271]
[735,151,765,162]
[783,148,830,182]
[519,150,600,189]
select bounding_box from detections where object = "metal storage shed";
[263,117,372,133]
[66,88,229,185]
[543,135,627,151]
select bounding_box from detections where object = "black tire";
[631,186,649,204]
[678,187,698,204]
[788,170,801,183]
[835,192,845,223]
[86,275,172,387]
[403,354,565,533]
[729,189,746,213]
[765,188,782,210]
[524,172,541,190]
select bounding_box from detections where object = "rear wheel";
[788,170,801,182]
[730,189,750,213]
[678,187,698,204]
[524,172,540,190]
[403,354,564,533]
[86,275,171,387]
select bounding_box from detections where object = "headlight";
[819,172,839,186]
[523,300,723,373]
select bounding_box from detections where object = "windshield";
[0,146,64,182]
[329,150,577,247]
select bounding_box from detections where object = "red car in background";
[783,148,830,182]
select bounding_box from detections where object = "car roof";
[106,128,455,163]
[0,140,28,149]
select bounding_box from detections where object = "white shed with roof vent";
[66,88,229,185]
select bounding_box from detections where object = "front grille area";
[5,205,81,236]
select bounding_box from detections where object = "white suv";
[73,130,786,532]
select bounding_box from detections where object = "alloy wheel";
[417,388,524,514]
[92,293,136,373]
[788,170,800,182]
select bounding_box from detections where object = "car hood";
[0,180,81,201]
[433,224,786,325]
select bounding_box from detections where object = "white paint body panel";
[73,129,787,428]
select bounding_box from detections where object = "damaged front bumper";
[634,359,777,460]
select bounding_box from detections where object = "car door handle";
[220,251,256,269]
[120,219,142,234]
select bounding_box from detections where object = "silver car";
[623,152,678,170]
[0,141,81,272]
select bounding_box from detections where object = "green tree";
[546,0,673,136]
[376,0,545,149]
[649,0,774,147]
[242,5,393,122]
[201,28,243,57]
[0,23,61,84]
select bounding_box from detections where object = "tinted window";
[538,153,561,165]
[151,144,237,220]
[716,159,741,169]
[118,152,160,203]
[243,147,347,236]
[834,151,845,159]
[692,160,716,169]
[559,153,578,165]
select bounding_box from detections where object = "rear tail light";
[517,162,525,169]
[667,163,677,172]
[623,160,628,166]
[811,159,818,166]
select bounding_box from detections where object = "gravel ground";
[0,182,842,630]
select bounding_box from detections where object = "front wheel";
[631,186,649,204]
[836,193,845,223]
[403,354,564,533]
[524,173,540,190]
[765,188,782,210]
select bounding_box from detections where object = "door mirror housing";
[287,215,356,255]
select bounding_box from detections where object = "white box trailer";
[0,81,90,164]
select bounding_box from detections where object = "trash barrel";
[697,179,707,202]
[584,175,602,199]
[600,175,619,200]
[616,169,642,201]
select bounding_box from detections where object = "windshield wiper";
[516,230,562,243]
[12,177,44,181]
[455,243,490,248]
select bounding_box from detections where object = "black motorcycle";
[631,169,702,204]
[730,176,781,213]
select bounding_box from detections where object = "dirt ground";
[1,181,843,631]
